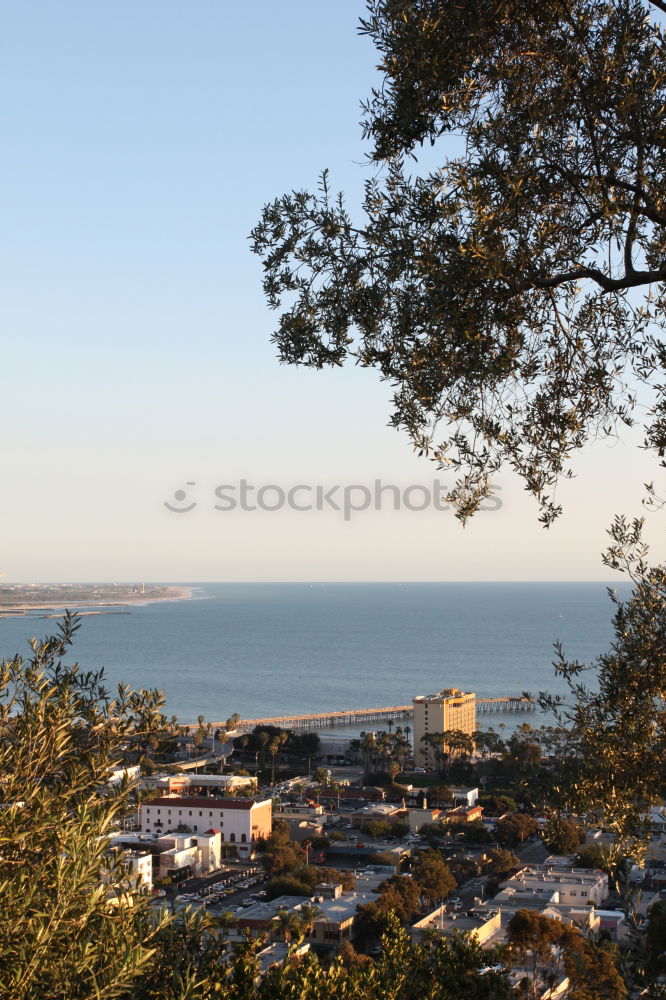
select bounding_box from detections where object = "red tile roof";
[143,796,258,810]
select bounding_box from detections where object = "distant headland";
[0,583,191,615]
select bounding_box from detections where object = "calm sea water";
[0,582,629,726]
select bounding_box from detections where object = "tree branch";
[530,265,666,293]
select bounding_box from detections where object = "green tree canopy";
[542,815,583,855]
[412,849,457,905]
[251,0,666,523]
[508,909,627,999]
[542,518,666,854]
[495,812,539,847]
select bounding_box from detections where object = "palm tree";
[269,737,280,785]
[359,732,378,780]
[271,909,304,945]
[225,712,240,732]
[422,732,449,778]
[275,730,289,779]
[298,903,321,939]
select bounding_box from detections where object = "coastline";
[0,585,194,614]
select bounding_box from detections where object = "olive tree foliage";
[250,0,666,523]
[0,614,213,1000]
[542,516,666,858]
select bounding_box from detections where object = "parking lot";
[164,862,269,911]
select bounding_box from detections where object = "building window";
[241,833,247,843]
[194,825,198,832]
[199,811,202,817]
[230,833,236,843]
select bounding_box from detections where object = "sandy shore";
[0,586,194,613]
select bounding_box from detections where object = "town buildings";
[498,862,608,907]
[140,796,272,859]
[412,687,476,767]
[143,773,257,796]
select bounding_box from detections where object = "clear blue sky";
[0,1,662,582]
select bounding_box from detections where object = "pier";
[209,695,535,734]
[476,695,536,713]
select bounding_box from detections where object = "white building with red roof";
[140,796,272,859]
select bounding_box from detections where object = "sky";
[0,1,663,583]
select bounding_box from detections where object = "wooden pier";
[476,695,536,713]
[210,695,535,734]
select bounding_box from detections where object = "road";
[516,837,549,865]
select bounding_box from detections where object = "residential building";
[106,847,153,892]
[450,786,479,807]
[412,688,476,767]
[233,885,377,950]
[140,796,271,858]
[407,806,443,832]
[255,942,311,978]
[411,907,502,947]
[443,804,483,825]
[498,863,608,907]
[350,802,407,828]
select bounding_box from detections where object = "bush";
[368,852,400,867]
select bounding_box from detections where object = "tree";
[542,517,666,856]
[298,903,321,938]
[412,850,457,906]
[448,820,492,845]
[376,874,422,922]
[271,909,305,946]
[495,813,538,847]
[542,815,582,855]
[508,909,627,1000]
[251,0,666,524]
[485,848,521,878]
[364,818,392,839]
[268,736,281,785]
[644,899,666,987]
[575,844,614,874]
[478,793,516,815]
[257,820,305,875]
[0,615,173,999]
[420,732,449,778]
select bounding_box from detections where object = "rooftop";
[413,688,475,703]
[143,796,267,810]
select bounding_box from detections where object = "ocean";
[0,582,629,728]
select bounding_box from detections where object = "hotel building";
[412,688,476,768]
